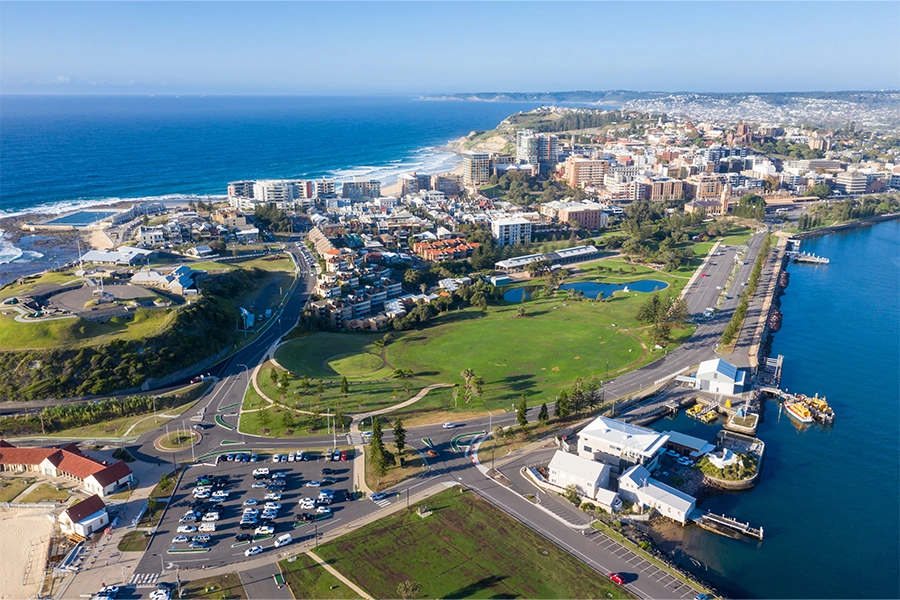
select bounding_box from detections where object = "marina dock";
[691,510,764,540]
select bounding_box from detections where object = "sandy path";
[0,509,54,599]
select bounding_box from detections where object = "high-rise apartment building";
[462,152,491,186]
[565,156,611,188]
[516,129,559,173]
[342,180,381,199]
[491,217,532,246]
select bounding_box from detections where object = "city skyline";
[2,1,899,95]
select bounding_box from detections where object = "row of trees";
[368,415,407,480]
[720,233,773,346]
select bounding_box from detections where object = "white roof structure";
[81,246,153,265]
[620,465,696,515]
[662,431,716,455]
[697,358,744,385]
[548,450,609,483]
[579,415,669,460]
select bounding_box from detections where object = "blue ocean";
[0,95,543,217]
[651,220,900,599]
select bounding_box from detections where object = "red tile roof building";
[0,441,133,498]
[412,239,480,262]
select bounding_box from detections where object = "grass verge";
[280,553,362,599]
[117,531,150,552]
[181,573,247,599]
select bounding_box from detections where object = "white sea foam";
[0,145,461,221]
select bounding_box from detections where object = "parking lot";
[132,452,357,584]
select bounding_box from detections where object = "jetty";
[789,252,830,264]
[691,510,764,540]
[759,387,835,424]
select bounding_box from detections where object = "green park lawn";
[720,226,755,246]
[0,271,82,299]
[279,554,362,600]
[314,487,629,599]
[19,483,71,503]
[270,266,692,421]
[0,477,34,502]
[0,308,175,351]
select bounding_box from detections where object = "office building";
[565,156,611,188]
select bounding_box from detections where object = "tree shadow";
[445,575,510,599]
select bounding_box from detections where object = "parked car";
[370,492,387,502]
[305,480,321,488]
[609,573,625,585]
[264,493,282,501]
[189,541,208,549]
[243,499,258,507]
[245,545,263,557]
[272,454,281,463]
[264,502,282,511]
[255,525,274,536]
[288,452,296,462]
[298,499,316,510]
[176,525,197,534]
[234,533,252,542]
[316,506,332,515]
[192,534,211,543]
[321,467,336,475]
[172,535,189,544]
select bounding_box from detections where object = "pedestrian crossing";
[373,498,391,508]
[129,572,160,588]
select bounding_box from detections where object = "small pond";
[503,279,668,302]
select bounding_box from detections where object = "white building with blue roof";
[695,358,746,395]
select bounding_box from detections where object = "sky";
[1,1,899,95]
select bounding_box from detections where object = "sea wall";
[793,212,900,239]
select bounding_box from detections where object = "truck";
[265,309,273,320]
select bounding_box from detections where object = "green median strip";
[215,415,236,430]
[450,431,486,452]
[219,402,240,411]
[167,548,210,554]
[232,541,250,547]
[253,534,274,542]
[422,437,433,448]
[220,439,244,445]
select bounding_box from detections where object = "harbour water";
[649,220,900,599]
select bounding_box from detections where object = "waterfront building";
[547,450,614,502]
[494,245,600,272]
[227,180,255,199]
[80,246,155,266]
[618,464,696,524]
[577,415,668,471]
[462,151,491,186]
[694,358,747,395]
[59,494,109,538]
[835,171,869,195]
[490,216,532,246]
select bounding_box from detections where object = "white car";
[251,481,267,488]
[288,452,296,462]
[172,535,189,544]
[202,512,219,522]
[244,545,263,557]
[255,525,274,536]
[252,468,269,477]
[298,499,316,510]
[150,591,171,600]
[316,506,332,515]
[264,502,282,511]
[192,534,211,543]
[442,422,456,429]
[272,454,281,463]
[211,491,228,498]
[243,499,258,507]
[176,525,197,534]
[264,493,282,501]
[305,480,321,487]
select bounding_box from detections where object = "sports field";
[314,487,629,599]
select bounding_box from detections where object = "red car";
[340,451,348,461]
[700,273,708,277]
[609,573,625,585]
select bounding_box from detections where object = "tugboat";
[784,401,814,424]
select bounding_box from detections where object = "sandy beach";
[0,508,55,599]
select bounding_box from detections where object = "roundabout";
[154,429,201,452]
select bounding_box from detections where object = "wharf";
[690,510,764,540]
[759,387,835,424]
[787,251,830,264]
